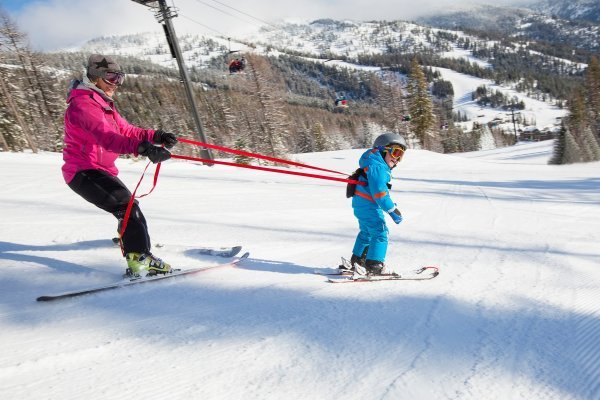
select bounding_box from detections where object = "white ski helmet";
[373,132,407,150]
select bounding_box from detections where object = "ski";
[327,266,439,283]
[315,257,439,282]
[111,238,242,258]
[313,268,354,276]
[193,245,243,258]
[153,244,242,257]
[313,257,356,276]
[37,252,250,302]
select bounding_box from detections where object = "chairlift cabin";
[334,93,348,109]
[225,38,246,74]
[228,55,246,74]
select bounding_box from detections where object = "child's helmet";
[373,132,407,150]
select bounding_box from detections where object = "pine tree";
[233,137,252,165]
[586,58,600,133]
[0,10,38,152]
[550,57,600,165]
[441,127,461,153]
[360,121,374,148]
[407,58,435,149]
[563,128,583,164]
[550,127,582,165]
[549,128,565,165]
[580,126,600,162]
[2,11,68,151]
[567,92,586,135]
[378,71,410,137]
[312,122,327,152]
[295,124,313,153]
[244,54,290,159]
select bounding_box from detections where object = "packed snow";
[0,141,599,400]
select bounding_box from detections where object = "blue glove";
[388,208,403,224]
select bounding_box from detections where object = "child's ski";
[326,266,439,283]
[313,268,354,276]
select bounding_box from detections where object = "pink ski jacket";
[62,84,154,183]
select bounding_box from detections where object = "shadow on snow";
[0,240,598,399]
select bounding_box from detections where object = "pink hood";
[62,84,154,183]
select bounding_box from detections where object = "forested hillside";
[1,8,598,164]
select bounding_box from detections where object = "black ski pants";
[68,169,151,255]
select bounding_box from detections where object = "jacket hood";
[359,148,389,171]
[66,76,113,104]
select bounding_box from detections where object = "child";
[349,132,407,275]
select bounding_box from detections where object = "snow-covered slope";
[433,66,568,131]
[0,142,598,399]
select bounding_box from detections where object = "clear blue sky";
[1,0,29,12]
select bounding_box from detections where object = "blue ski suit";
[351,148,397,262]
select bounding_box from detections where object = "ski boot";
[342,247,368,273]
[364,260,398,276]
[365,259,385,276]
[125,252,172,278]
[350,253,366,268]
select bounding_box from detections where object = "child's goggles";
[385,145,406,160]
[103,71,125,86]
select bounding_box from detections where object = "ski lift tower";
[131,0,213,161]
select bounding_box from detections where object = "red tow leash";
[118,139,365,247]
[178,137,350,177]
[170,154,359,185]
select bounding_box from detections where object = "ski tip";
[315,268,354,276]
[327,277,356,283]
[239,251,250,260]
[228,246,243,257]
[37,296,54,302]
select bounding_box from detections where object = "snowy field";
[0,141,599,400]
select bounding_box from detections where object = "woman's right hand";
[153,130,178,149]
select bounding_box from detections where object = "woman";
[62,54,178,278]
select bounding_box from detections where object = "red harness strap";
[118,161,161,255]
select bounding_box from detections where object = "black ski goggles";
[103,71,125,86]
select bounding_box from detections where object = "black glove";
[152,129,178,149]
[138,140,171,163]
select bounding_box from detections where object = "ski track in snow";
[0,143,599,400]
